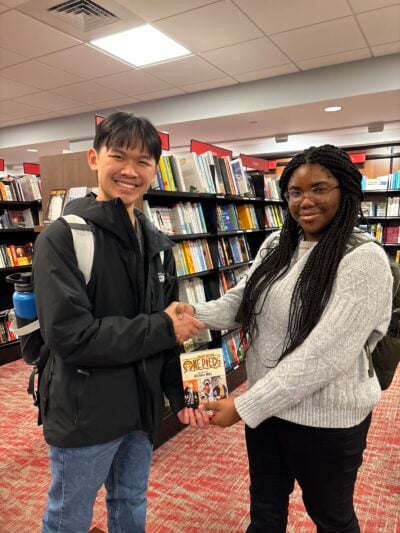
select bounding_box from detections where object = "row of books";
[178,277,212,352]
[0,242,33,269]
[218,235,252,267]
[0,207,35,229]
[222,329,248,370]
[263,175,281,200]
[153,153,256,197]
[219,265,250,296]
[172,239,214,276]
[383,226,400,244]
[217,203,263,231]
[265,204,285,228]
[361,201,387,217]
[0,175,41,202]
[362,172,400,191]
[0,310,16,345]
[143,201,208,235]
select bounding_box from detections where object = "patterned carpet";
[0,360,399,532]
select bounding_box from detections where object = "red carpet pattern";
[0,360,399,532]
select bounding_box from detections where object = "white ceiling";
[0,0,400,165]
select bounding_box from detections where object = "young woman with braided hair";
[180,144,393,532]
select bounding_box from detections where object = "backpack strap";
[61,214,94,285]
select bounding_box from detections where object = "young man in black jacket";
[33,112,206,533]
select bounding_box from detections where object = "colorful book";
[180,348,228,408]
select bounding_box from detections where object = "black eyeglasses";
[284,185,340,205]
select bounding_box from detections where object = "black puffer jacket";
[33,194,184,447]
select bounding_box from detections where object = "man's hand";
[176,405,210,428]
[164,302,205,343]
[174,302,195,318]
[203,397,241,428]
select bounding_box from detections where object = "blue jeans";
[42,431,153,533]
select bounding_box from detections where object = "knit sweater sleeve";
[195,231,279,329]
[234,243,393,428]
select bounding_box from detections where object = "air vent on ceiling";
[48,0,118,32]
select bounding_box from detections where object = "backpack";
[10,214,95,416]
[346,231,400,390]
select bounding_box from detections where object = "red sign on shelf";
[23,162,40,175]
[0,159,4,172]
[240,154,277,172]
[159,131,170,151]
[350,153,366,164]
[95,114,105,126]
[191,139,233,158]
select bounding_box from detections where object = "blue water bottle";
[6,271,37,327]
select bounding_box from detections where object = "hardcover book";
[180,348,228,408]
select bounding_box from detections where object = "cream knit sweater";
[195,231,392,429]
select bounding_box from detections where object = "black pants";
[245,414,372,533]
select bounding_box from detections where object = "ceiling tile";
[0,11,80,58]
[233,63,298,82]
[1,0,26,6]
[0,113,17,123]
[297,48,371,70]
[181,77,237,93]
[0,76,39,99]
[0,47,29,69]
[52,81,126,104]
[117,0,215,22]
[200,38,289,75]
[95,96,141,109]
[348,0,400,13]
[271,17,367,61]
[94,69,172,96]
[233,0,351,35]
[38,44,132,80]
[154,0,263,53]
[136,88,186,101]
[357,5,400,46]
[13,91,83,111]
[372,42,400,56]
[1,60,83,90]
[0,100,45,118]
[144,56,226,85]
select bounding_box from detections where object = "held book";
[180,348,228,409]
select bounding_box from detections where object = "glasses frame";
[284,185,340,205]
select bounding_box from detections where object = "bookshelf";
[36,148,283,447]
[0,178,42,364]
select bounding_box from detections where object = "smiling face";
[287,163,341,242]
[88,143,157,212]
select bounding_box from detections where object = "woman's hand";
[203,397,241,427]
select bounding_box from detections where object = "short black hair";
[93,111,162,163]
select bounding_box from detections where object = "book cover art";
[44,189,67,224]
[180,348,228,409]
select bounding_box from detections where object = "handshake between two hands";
[163,302,242,429]
[164,301,205,345]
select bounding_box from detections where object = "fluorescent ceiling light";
[91,25,191,67]
[324,106,342,112]
[27,148,38,152]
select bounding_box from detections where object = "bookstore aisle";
[0,359,398,533]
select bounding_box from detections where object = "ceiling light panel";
[91,25,191,67]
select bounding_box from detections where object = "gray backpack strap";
[61,214,94,285]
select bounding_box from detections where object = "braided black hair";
[241,144,364,361]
